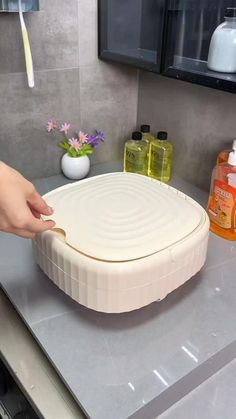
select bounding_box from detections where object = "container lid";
[43,173,203,262]
[140,125,150,133]
[132,131,142,141]
[157,131,168,141]
[225,7,236,18]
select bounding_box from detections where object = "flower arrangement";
[47,120,105,157]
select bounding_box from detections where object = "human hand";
[0,162,55,238]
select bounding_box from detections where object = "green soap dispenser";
[123,131,149,176]
[140,124,155,144]
[148,131,173,182]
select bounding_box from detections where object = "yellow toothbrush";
[18,0,34,88]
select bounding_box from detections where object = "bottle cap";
[132,131,142,141]
[232,139,236,151]
[225,7,236,18]
[140,124,150,133]
[228,149,236,166]
[157,131,168,141]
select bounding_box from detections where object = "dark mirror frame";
[98,0,166,72]
[98,0,236,93]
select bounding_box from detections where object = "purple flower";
[95,130,105,142]
[87,135,99,147]
[87,131,105,148]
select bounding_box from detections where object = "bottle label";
[208,179,236,229]
[149,149,172,181]
[150,149,169,170]
[125,149,147,171]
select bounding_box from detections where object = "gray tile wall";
[137,72,236,191]
[0,0,138,179]
[3,0,234,190]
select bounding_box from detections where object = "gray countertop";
[160,359,236,419]
[1,160,236,419]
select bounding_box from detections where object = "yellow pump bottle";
[207,149,236,240]
[123,131,149,176]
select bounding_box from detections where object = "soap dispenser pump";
[217,139,236,164]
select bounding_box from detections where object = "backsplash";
[137,72,236,191]
[0,0,138,179]
[1,0,236,189]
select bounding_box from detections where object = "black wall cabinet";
[98,0,166,72]
[98,0,236,93]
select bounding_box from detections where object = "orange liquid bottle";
[207,149,236,240]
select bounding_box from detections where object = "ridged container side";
[33,222,209,313]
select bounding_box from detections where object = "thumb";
[28,189,54,216]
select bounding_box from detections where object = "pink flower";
[68,137,81,151]
[78,131,89,144]
[47,120,57,132]
[60,122,71,135]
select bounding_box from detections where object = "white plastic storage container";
[33,173,209,313]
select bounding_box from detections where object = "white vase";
[61,153,90,180]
